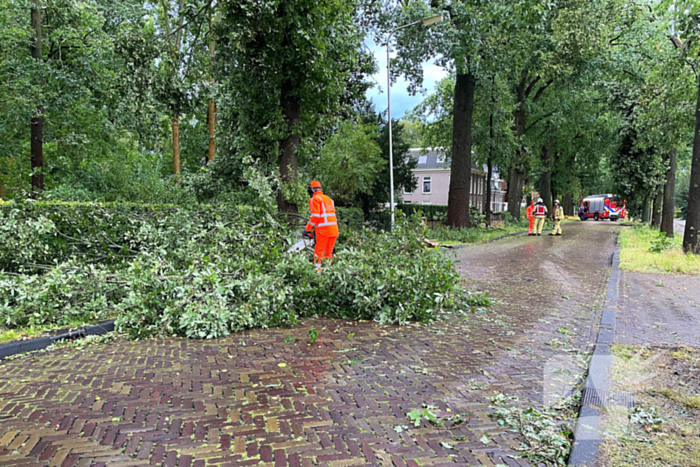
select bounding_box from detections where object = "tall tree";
[661,149,676,237]
[215,0,373,214]
[29,0,43,193]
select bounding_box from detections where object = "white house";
[401,148,508,213]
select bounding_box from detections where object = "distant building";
[401,148,508,213]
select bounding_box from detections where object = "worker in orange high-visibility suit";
[304,180,339,271]
[526,200,535,236]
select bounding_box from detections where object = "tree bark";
[277,78,300,215]
[562,193,573,216]
[207,100,216,162]
[661,149,676,238]
[485,142,493,225]
[172,116,181,177]
[642,196,650,223]
[651,187,663,228]
[0,185,5,199]
[207,20,216,162]
[446,72,476,228]
[539,142,553,213]
[507,77,527,220]
[684,78,700,254]
[30,0,43,194]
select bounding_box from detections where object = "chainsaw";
[287,231,315,254]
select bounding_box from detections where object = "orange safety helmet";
[308,180,322,197]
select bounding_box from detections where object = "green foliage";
[649,234,675,253]
[490,393,577,466]
[406,407,441,427]
[311,122,382,206]
[355,105,417,216]
[397,203,448,222]
[0,202,472,337]
[306,328,318,344]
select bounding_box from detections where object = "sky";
[363,36,448,120]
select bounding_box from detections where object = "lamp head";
[421,15,443,26]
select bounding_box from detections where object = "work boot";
[549,233,555,236]
[537,234,541,236]
[555,233,562,236]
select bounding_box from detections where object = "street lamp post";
[386,15,442,227]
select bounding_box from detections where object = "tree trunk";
[540,142,553,213]
[485,146,493,225]
[207,20,216,162]
[507,80,527,220]
[651,188,663,228]
[30,0,43,194]
[562,193,573,216]
[684,79,700,254]
[661,149,676,238]
[446,71,476,228]
[208,100,216,162]
[642,196,651,223]
[277,78,300,215]
[507,167,525,219]
[172,116,181,178]
[0,185,5,199]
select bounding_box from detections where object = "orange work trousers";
[528,217,534,234]
[314,235,337,270]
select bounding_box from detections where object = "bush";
[397,204,486,226]
[398,203,447,222]
[0,202,474,338]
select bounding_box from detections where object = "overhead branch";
[526,110,556,133]
[532,79,554,104]
[524,75,541,100]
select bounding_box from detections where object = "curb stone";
[0,319,115,360]
[487,229,528,242]
[568,241,622,466]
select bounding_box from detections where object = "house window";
[404,186,412,195]
[404,200,412,204]
[422,201,432,205]
[437,153,446,163]
[418,155,428,164]
[422,177,431,194]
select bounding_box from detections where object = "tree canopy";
[1,0,699,249]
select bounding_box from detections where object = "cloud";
[364,36,449,119]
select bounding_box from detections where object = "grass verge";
[619,225,700,275]
[599,344,700,467]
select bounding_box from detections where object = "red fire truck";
[578,195,626,221]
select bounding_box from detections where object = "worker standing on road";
[526,200,535,236]
[532,198,548,236]
[304,180,339,271]
[550,199,564,236]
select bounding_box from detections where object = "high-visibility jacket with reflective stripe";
[554,205,564,221]
[533,204,547,217]
[526,205,534,219]
[305,191,339,237]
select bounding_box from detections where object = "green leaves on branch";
[0,202,475,338]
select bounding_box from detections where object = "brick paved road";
[0,222,618,466]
